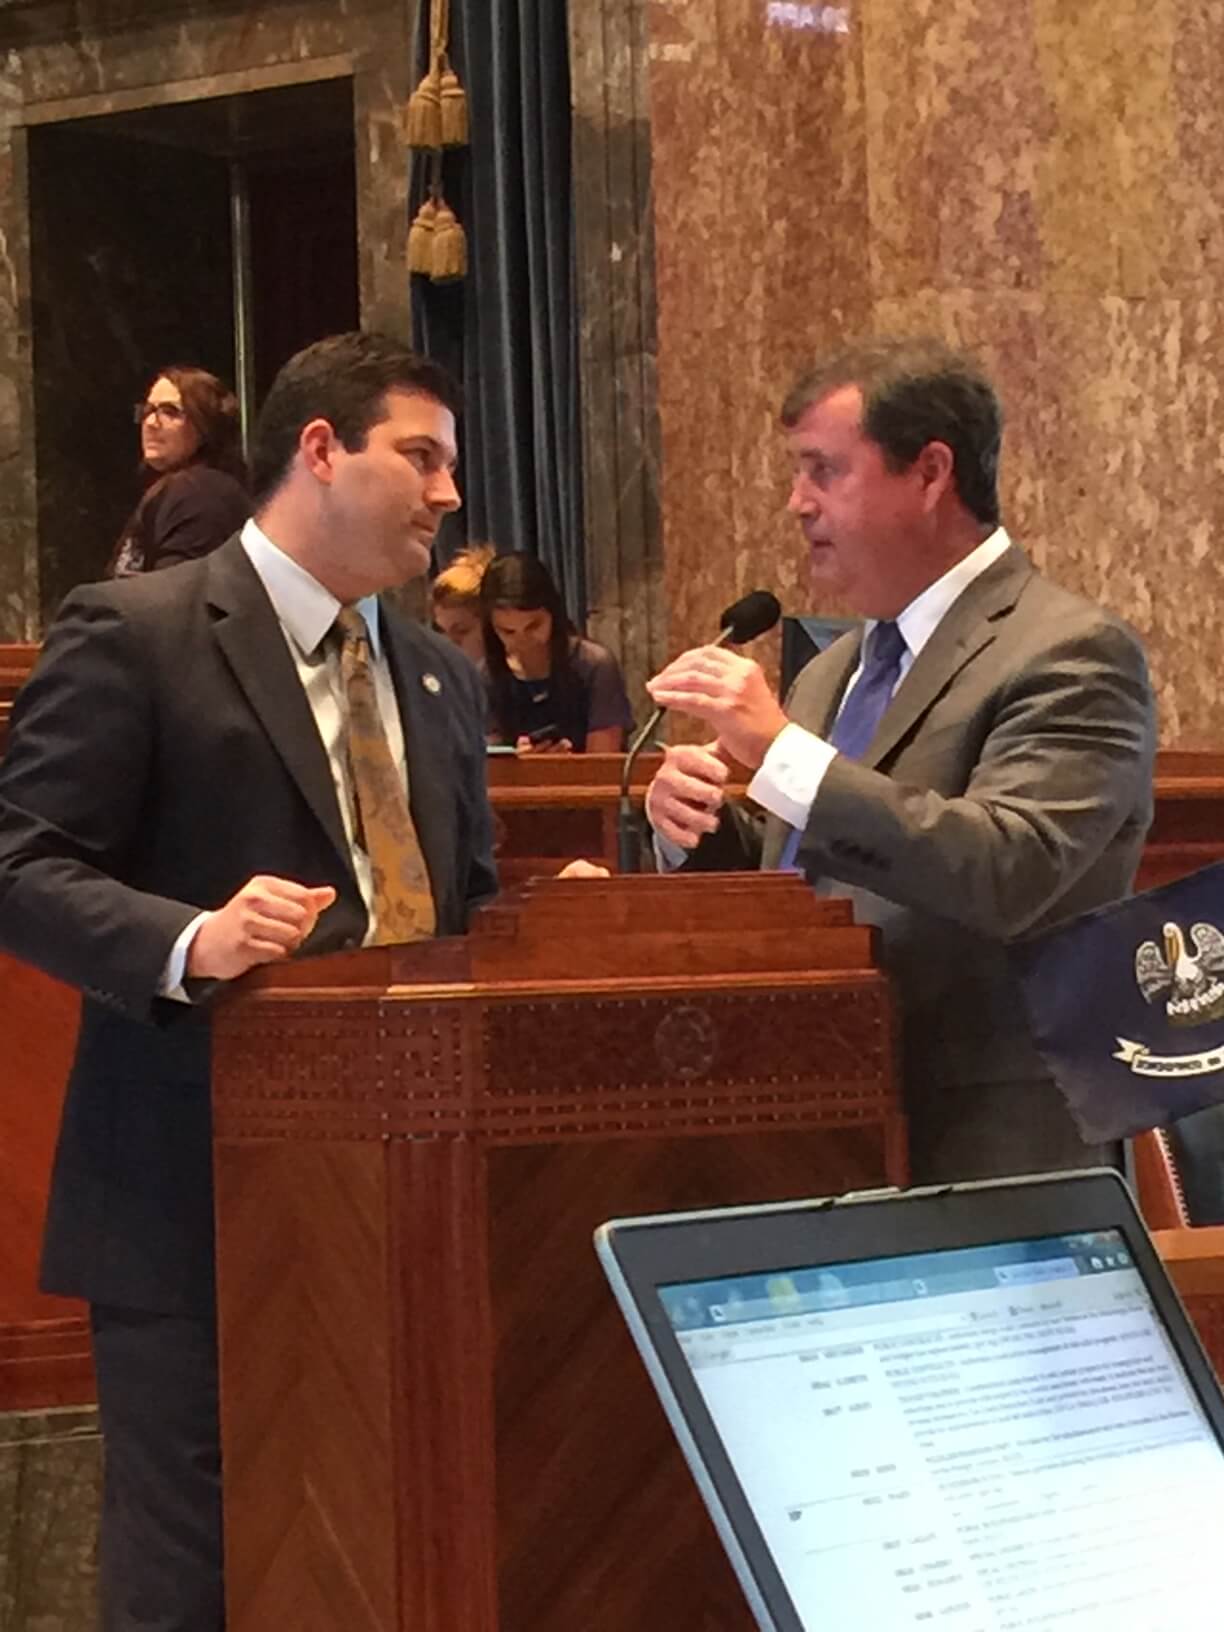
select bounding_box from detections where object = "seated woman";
[480,551,632,753]
[430,543,495,666]
[108,365,249,577]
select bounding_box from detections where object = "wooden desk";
[0,642,34,757]
[1136,749,1224,889]
[5,635,1224,886]
[486,749,726,880]
[1152,1226,1224,1379]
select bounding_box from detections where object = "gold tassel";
[439,60,469,147]
[407,197,438,274]
[404,61,443,150]
[430,197,468,282]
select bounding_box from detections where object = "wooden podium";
[211,873,903,1632]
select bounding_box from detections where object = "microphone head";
[719,589,782,644]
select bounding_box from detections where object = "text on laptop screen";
[660,1230,1223,1630]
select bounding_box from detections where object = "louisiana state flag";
[1013,862,1224,1144]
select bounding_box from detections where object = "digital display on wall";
[765,2,851,34]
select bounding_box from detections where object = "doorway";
[27,76,358,614]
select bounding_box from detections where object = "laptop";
[596,1170,1224,1631]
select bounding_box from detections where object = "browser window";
[661,1231,1224,1630]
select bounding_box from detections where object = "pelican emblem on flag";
[1135,920,1224,1028]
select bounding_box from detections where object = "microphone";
[718,589,782,645]
[617,589,783,871]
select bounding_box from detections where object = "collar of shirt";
[240,517,383,661]
[867,525,1013,669]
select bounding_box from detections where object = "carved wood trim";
[0,1315,93,1410]
[212,984,899,1145]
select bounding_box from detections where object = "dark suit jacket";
[110,465,251,576]
[689,546,1157,1171]
[0,537,497,1314]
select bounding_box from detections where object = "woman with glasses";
[107,366,250,577]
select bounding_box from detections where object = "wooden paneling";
[1136,750,1224,889]
[1152,1226,1224,1381]
[0,951,91,1409]
[216,1141,398,1632]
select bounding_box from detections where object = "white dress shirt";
[160,519,408,993]
[654,527,1013,868]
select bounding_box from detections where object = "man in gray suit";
[645,337,1157,1184]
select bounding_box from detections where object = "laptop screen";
[660,1228,1224,1630]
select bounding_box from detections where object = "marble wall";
[0,0,417,637]
[646,0,1224,745]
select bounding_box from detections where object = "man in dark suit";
[0,333,497,1630]
[645,336,1157,1184]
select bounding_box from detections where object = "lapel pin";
[422,672,442,695]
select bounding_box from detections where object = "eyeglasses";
[134,401,188,426]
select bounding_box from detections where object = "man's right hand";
[644,742,729,850]
[186,877,338,981]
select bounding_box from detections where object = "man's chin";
[399,535,433,581]
[807,548,845,596]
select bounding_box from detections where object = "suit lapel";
[861,544,1035,769]
[204,539,354,874]
[381,605,456,921]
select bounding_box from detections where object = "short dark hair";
[780,337,1003,526]
[250,331,462,505]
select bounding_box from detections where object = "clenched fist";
[187,876,338,982]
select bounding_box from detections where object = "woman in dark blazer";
[108,364,250,577]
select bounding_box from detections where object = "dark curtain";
[411,0,585,620]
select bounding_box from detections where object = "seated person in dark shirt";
[107,365,250,577]
[480,551,632,753]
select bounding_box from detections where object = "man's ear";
[299,418,338,484]
[915,439,956,512]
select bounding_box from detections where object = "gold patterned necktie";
[333,605,437,944]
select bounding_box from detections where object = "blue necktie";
[778,620,906,870]
[828,620,907,759]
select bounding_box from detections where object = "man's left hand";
[646,646,788,769]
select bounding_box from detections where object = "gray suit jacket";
[691,545,1157,1174]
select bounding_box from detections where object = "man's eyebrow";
[396,435,458,464]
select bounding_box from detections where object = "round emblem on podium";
[654,1004,718,1081]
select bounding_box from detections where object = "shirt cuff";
[747,722,837,831]
[159,912,212,1003]
[652,831,691,873]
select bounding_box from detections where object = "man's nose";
[787,480,815,515]
[428,468,462,511]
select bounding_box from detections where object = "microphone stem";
[616,622,735,871]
